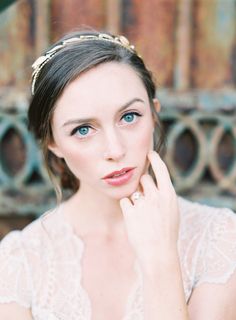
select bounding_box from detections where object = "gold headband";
[31,33,136,95]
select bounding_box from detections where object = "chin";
[109,182,140,201]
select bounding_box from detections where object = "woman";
[0,30,236,320]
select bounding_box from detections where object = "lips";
[102,167,136,186]
[102,167,135,179]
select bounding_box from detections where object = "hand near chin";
[119,151,180,270]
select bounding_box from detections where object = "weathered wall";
[0,1,35,89]
[193,0,236,88]
[1,0,236,93]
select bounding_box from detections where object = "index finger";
[147,151,173,191]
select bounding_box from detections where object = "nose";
[103,128,125,161]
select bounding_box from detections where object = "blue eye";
[78,126,89,135]
[71,125,91,137]
[123,113,134,122]
[121,112,141,124]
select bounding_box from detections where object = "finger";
[119,197,133,213]
[147,151,172,191]
[140,174,157,196]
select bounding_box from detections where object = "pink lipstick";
[102,167,135,186]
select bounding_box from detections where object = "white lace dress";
[1,197,236,319]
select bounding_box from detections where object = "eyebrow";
[62,97,145,127]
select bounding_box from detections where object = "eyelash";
[120,111,142,126]
[70,111,142,138]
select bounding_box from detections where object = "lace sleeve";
[194,207,236,287]
[0,231,32,308]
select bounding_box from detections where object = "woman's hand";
[119,151,180,270]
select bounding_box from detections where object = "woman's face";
[50,62,159,200]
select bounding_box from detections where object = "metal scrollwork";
[208,117,236,193]
[0,109,235,215]
[160,110,236,209]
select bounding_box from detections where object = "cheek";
[136,123,154,151]
[57,142,97,176]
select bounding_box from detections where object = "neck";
[64,185,127,239]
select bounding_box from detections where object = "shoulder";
[0,206,63,308]
[0,203,75,281]
[0,229,32,307]
[179,198,236,272]
[181,198,236,319]
[178,196,236,235]
[177,197,236,301]
[178,196,236,281]
[1,205,63,249]
[0,219,41,260]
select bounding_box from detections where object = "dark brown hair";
[28,29,165,200]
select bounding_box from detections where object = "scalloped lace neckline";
[55,203,144,319]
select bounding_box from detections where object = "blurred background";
[0,0,236,238]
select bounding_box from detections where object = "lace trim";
[1,198,236,319]
[58,205,143,319]
[0,231,32,308]
[0,297,30,308]
[196,264,236,286]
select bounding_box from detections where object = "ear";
[48,142,64,159]
[153,98,161,113]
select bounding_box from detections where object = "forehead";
[53,62,149,121]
